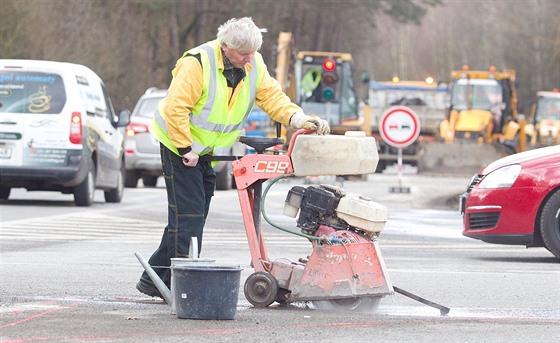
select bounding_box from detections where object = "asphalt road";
[1,171,559,343]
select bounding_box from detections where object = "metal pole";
[393,286,450,316]
[397,147,403,188]
[134,252,173,306]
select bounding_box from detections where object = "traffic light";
[320,58,338,102]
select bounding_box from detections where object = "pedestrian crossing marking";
[0,212,308,245]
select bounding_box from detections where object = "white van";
[0,59,130,206]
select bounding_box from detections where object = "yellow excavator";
[525,89,560,147]
[272,32,368,141]
[418,66,527,174]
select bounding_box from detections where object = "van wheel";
[74,163,96,206]
[0,187,10,199]
[105,163,125,203]
[215,163,232,190]
[142,176,158,187]
[125,170,139,188]
[540,189,560,260]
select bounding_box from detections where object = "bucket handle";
[190,236,198,260]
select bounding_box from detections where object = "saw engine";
[283,184,388,238]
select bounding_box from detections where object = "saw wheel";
[244,271,279,307]
[311,296,382,312]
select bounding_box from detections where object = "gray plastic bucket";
[171,265,243,320]
[170,258,215,315]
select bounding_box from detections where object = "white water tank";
[290,131,380,176]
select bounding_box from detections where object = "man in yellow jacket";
[137,17,329,299]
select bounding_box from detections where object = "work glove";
[290,111,330,135]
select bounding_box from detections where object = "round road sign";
[379,106,421,148]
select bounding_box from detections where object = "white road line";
[0,212,307,245]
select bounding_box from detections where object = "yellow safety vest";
[151,40,262,156]
[301,68,322,97]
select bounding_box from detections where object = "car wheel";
[125,170,139,188]
[215,162,232,191]
[0,187,10,200]
[105,162,125,203]
[74,162,96,206]
[540,189,560,260]
[375,160,386,173]
[142,176,158,187]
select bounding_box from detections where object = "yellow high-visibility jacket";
[150,39,300,157]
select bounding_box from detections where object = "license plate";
[0,146,12,159]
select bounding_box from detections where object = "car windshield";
[135,96,163,119]
[452,79,502,111]
[536,97,560,120]
[0,71,66,114]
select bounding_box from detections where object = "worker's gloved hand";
[290,111,330,135]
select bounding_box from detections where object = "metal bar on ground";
[393,286,450,316]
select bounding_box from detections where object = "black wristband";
[177,146,192,155]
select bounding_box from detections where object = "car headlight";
[478,164,522,189]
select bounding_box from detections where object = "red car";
[460,145,560,260]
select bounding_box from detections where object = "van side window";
[0,71,66,114]
[101,83,117,123]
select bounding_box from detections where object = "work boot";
[136,277,164,299]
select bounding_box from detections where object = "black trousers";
[140,144,216,285]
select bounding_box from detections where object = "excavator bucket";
[417,141,508,175]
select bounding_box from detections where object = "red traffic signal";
[321,58,338,100]
[323,58,336,72]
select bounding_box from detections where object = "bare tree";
[2,0,557,112]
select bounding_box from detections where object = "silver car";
[124,87,245,190]
[124,88,166,187]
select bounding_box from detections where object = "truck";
[419,66,526,174]
[292,51,363,135]
[525,90,560,147]
[368,78,449,172]
[270,33,368,148]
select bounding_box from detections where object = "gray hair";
[217,17,267,52]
